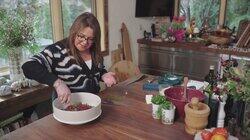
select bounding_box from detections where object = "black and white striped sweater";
[22,39,107,94]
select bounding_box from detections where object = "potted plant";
[0,9,38,82]
[161,100,175,125]
[151,95,165,119]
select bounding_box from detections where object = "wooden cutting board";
[121,23,133,62]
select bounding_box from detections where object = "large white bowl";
[52,92,102,125]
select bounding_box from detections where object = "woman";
[22,12,116,104]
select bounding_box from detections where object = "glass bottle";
[228,117,237,136]
[205,65,219,128]
[204,65,217,88]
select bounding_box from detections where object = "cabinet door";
[139,47,172,75]
[172,50,191,76]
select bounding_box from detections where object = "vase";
[240,102,250,137]
[174,29,185,42]
[161,105,176,125]
[206,94,219,128]
[152,103,160,119]
[8,47,23,82]
[231,99,245,127]
[217,101,226,127]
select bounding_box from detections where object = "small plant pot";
[161,105,176,125]
[152,103,160,119]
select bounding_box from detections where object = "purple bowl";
[164,86,205,118]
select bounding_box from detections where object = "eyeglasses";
[76,33,95,44]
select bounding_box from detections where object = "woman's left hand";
[102,72,117,87]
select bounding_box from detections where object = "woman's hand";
[102,72,117,87]
[53,79,71,104]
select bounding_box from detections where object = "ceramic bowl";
[164,86,205,118]
[52,92,102,125]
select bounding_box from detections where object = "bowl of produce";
[52,92,102,125]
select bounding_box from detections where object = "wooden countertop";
[137,38,250,57]
[0,85,53,121]
[2,75,193,140]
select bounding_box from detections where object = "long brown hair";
[67,12,103,65]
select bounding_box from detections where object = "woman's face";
[74,26,95,53]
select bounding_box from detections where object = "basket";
[208,31,231,46]
[208,35,230,46]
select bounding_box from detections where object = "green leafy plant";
[161,100,173,110]
[0,9,39,57]
[151,95,173,118]
[151,95,166,105]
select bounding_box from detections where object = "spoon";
[183,77,189,102]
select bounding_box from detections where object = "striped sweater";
[22,39,107,94]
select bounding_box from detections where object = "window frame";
[50,0,109,56]
[176,0,227,26]
[0,0,109,75]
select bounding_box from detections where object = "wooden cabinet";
[138,41,220,81]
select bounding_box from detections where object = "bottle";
[204,65,217,88]
[205,65,218,128]
[228,117,237,136]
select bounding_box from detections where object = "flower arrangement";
[0,9,38,57]
[168,16,186,42]
[223,60,250,102]
[204,59,250,103]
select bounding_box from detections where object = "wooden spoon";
[183,77,189,101]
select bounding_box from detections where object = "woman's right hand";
[53,79,71,104]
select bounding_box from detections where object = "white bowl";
[52,92,102,125]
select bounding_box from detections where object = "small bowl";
[52,92,101,125]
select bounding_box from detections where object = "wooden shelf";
[137,38,250,57]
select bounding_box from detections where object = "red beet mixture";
[64,103,92,111]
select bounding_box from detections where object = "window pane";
[0,0,53,70]
[225,0,250,31]
[62,0,92,37]
[179,0,220,29]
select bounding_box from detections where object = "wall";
[103,0,156,69]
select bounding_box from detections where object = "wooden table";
[2,76,194,140]
[0,85,53,121]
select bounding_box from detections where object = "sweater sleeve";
[22,45,58,86]
[22,61,57,86]
[97,62,107,81]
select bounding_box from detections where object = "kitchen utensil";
[185,97,210,135]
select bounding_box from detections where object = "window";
[179,0,220,29]
[0,0,109,75]
[225,0,250,31]
[178,0,250,32]
[0,0,53,74]
[61,0,92,37]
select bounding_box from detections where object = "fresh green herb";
[151,95,165,105]
[151,95,173,118]
[161,100,173,110]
